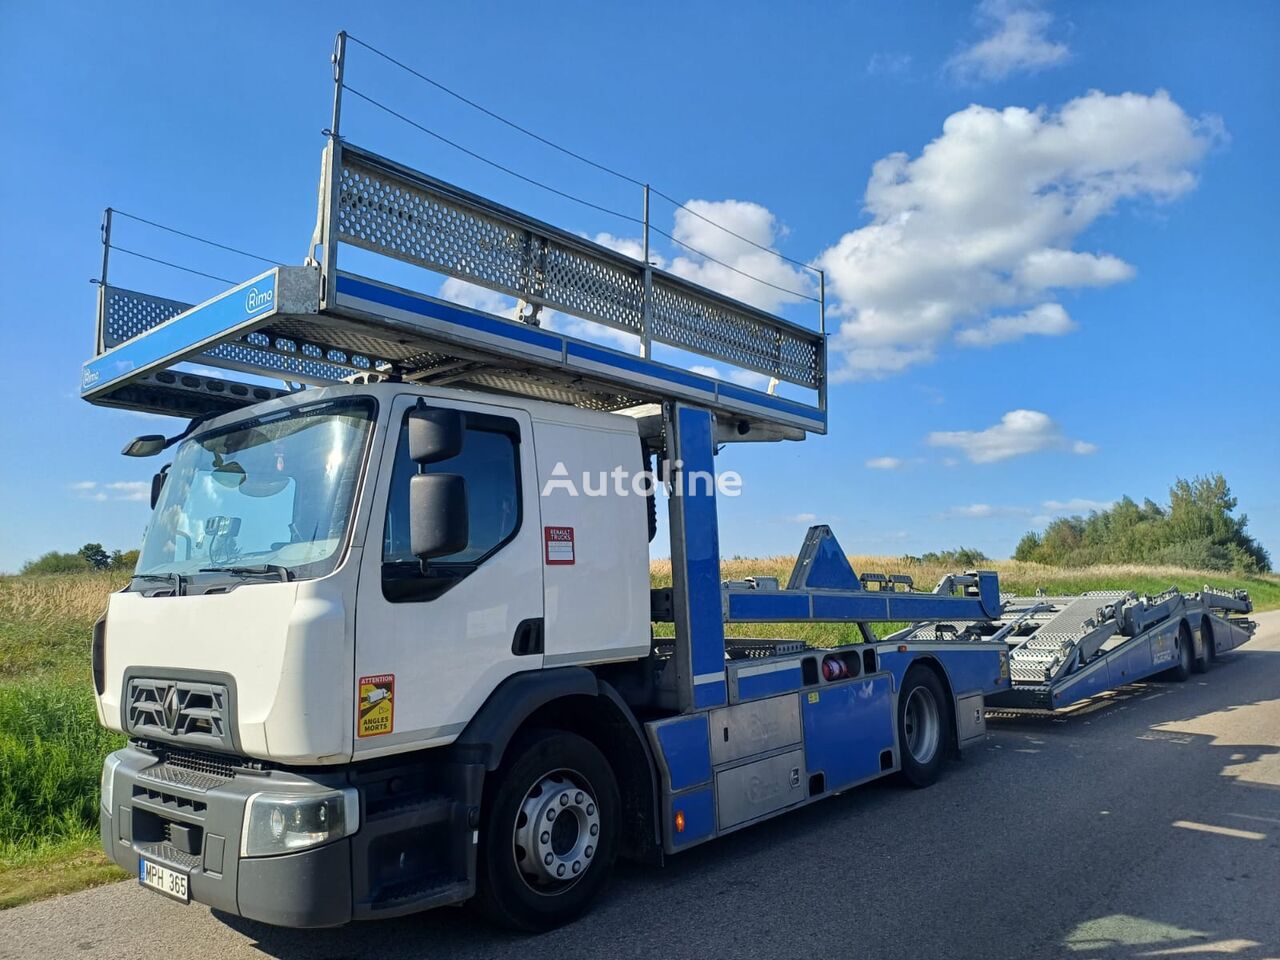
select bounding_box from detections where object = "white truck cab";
[97,383,651,765]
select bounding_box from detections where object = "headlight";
[100,753,123,812]
[240,789,359,857]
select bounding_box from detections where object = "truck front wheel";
[476,729,619,931]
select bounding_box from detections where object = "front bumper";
[100,743,484,927]
[100,745,354,927]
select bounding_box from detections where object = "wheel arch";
[452,667,661,864]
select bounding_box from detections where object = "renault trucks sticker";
[544,526,575,565]
[357,674,395,738]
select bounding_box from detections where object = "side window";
[382,408,521,600]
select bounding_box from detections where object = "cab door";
[353,393,543,756]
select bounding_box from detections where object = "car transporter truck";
[84,35,1256,931]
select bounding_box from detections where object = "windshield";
[135,397,376,582]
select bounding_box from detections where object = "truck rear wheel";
[476,729,619,931]
[897,667,950,788]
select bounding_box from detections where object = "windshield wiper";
[198,564,294,582]
[130,572,185,595]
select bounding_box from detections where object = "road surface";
[4,612,1279,960]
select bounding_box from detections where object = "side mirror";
[123,435,167,458]
[150,465,170,510]
[409,473,468,561]
[408,407,463,464]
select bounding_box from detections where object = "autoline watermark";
[541,462,742,498]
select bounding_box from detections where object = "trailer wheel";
[897,667,950,788]
[476,729,619,931]
[1201,617,1217,666]
[1192,618,1211,673]
[1171,622,1194,682]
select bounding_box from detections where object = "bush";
[919,547,990,567]
[1014,474,1269,572]
[20,552,91,575]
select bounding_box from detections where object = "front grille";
[127,678,231,750]
[161,747,236,778]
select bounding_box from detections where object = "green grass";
[0,574,129,908]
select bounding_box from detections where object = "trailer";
[890,585,1255,711]
[84,35,1254,932]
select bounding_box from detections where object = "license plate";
[138,858,189,902]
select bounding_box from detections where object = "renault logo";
[161,684,181,734]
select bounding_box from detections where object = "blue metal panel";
[726,592,810,620]
[675,406,728,711]
[716,380,827,425]
[736,663,805,701]
[1052,663,1113,708]
[797,531,860,590]
[649,715,712,791]
[811,592,994,623]
[693,679,728,709]
[802,676,896,791]
[82,269,279,395]
[668,785,716,850]
[879,647,1007,698]
[337,274,561,351]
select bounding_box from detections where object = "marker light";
[674,810,686,833]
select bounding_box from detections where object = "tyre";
[1192,619,1210,673]
[897,667,950,788]
[1171,622,1193,682]
[475,729,619,931]
[1202,617,1217,666]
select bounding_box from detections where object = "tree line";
[20,543,140,575]
[1014,474,1270,573]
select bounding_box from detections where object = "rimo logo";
[245,285,274,313]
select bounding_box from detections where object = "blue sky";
[1,1,1277,571]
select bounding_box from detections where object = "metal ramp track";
[82,142,827,438]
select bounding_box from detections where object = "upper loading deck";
[83,137,828,437]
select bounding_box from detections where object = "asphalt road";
[5,612,1279,960]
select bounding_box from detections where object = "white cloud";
[948,0,1069,82]
[593,232,665,267]
[1015,249,1135,288]
[667,200,813,313]
[787,512,819,524]
[815,90,1218,379]
[867,52,913,77]
[439,277,516,317]
[688,364,771,390]
[70,481,149,502]
[956,302,1076,346]
[1043,497,1114,513]
[105,481,150,502]
[926,409,1096,463]
[865,456,903,470]
[947,503,1031,518]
